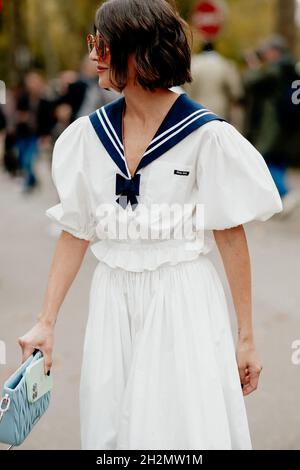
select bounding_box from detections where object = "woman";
[18,0,282,450]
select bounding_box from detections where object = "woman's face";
[89,30,136,92]
[89,31,114,90]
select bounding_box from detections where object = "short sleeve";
[45,117,97,241]
[196,120,283,230]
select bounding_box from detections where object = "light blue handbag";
[0,350,51,449]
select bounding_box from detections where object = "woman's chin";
[98,78,119,93]
[97,76,111,89]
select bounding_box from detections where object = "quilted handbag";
[0,349,51,449]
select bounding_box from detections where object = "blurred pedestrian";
[1,88,20,177]
[57,55,119,122]
[244,35,300,215]
[183,41,244,121]
[0,105,6,164]
[15,71,54,193]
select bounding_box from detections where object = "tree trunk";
[276,0,296,53]
[35,0,59,79]
[6,0,26,84]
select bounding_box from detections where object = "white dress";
[45,93,282,450]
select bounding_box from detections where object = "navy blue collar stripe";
[96,109,131,178]
[98,106,212,158]
[90,110,130,177]
[88,93,225,179]
[144,110,216,156]
[148,108,209,148]
[97,109,123,158]
[135,113,223,174]
[100,107,124,152]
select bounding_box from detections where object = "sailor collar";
[89,92,224,208]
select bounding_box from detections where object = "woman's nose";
[89,47,98,61]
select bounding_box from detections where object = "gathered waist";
[90,236,215,272]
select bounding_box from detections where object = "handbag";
[0,349,51,449]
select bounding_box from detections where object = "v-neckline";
[120,92,183,178]
[88,92,224,183]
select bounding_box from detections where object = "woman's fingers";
[18,337,35,363]
[236,346,263,395]
[18,339,52,375]
[18,321,55,374]
[242,365,262,396]
[238,363,246,384]
[41,347,53,375]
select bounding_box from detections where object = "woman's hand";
[236,341,263,396]
[18,320,55,375]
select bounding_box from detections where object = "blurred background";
[0,0,300,450]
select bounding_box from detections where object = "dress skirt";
[79,254,252,450]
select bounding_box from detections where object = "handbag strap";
[0,394,10,423]
[0,394,14,449]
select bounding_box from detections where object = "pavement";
[0,151,300,450]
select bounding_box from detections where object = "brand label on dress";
[174,169,190,176]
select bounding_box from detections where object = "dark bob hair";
[94,0,192,91]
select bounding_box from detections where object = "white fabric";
[80,255,252,450]
[46,116,282,272]
[45,114,282,450]
[196,119,282,230]
[45,118,98,241]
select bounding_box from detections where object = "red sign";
[191,0,225,39]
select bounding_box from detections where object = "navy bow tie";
[115,173,141,209]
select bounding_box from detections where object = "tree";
[275,0,296,53]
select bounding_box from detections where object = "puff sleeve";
[196,120,283,230]
[45,117,97,241]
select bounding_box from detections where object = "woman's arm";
[213,225,263,396]
[18,230,89,374]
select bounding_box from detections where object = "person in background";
[0,105,6,164]
[242,48,265,145]
[244,35,300,216]
[76,57,120,118]
[51,103,73,143]
[1,87,20,177]
[57,55,119,122]
[15,71,55,193]
[183,41,244,122]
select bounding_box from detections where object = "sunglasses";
[86,33,109,60]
